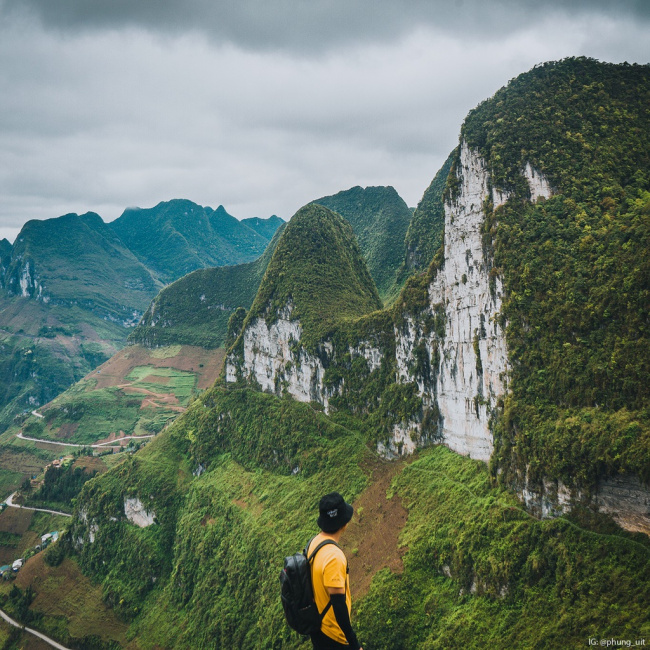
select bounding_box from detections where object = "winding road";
[4,492,72,518]
[16,432,154,448]
[0,606,71,650]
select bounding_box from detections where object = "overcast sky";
[0,0,648,242]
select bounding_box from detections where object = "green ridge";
[129,223,286,349]
[242,203,383,349]
[109,200,280,284]
[241,215,285,240]
[403,149,455,272]
[3,212,160,319]
[313,185,413,300]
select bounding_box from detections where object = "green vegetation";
[241,215,285,240]
[240,203,383,351]
[27,463,97,513]
[129,224,285,349]
[2,212,160,318]
[52,385,649,648]
[454,58,650,488]
[109,200,282,284]
[314,185,413,301]
[356,446,649,649]
[7,58,650,649]
[402,149,455,273]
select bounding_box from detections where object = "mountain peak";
[246,202,382,347]
[313,185,412,300]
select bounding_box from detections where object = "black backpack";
[279,536,337,635]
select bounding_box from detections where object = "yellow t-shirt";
[307,533,352,645]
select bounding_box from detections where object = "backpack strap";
[305,537,340,622]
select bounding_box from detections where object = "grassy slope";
[40,385,649,649]
[313,186,413,301]
[0,344,224,502]
[109,200,279,284]
[129,223,286,349]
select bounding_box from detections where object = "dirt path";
[5,492,72,518]
[16,432,154,449]
[344,457,410,598]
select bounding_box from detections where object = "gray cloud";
[0,1,648,243]
[3,0,650,53]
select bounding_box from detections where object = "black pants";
[310,629,349,649]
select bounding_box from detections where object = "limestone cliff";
[225,138,649,536]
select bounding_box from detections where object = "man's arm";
[326,587,362,650]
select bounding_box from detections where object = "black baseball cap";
[317,492,354,533]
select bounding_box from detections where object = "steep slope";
[109,200,279,284]
[402,149,455,272]
[241,214,285,240]
[226,203,383,404]
[0,239,11,279]
[129,223,286,349]
[244,203,382,343]
[313,185,412,300]
[2,212,160,322]
[455,57,650,520]
[0,213,162,432]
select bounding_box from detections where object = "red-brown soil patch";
[0,506,34,535]
[88,345,224,390]
[344,457,410,598]
[53,422,79,440]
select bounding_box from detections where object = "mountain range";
[0,202,284,431]
[0,57,647,649]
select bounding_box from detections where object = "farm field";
[0,345,225,500]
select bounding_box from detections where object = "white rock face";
[411,141,509,462]
[595,475,650,536]
[349,343,383,373]
[124,497,156,528]
[520,476,577,519]
[225,305,330,409]
[523,162,552,202]
[377,422,419,459]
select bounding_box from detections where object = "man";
[307,492,363,650]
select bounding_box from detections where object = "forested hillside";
[313,185,413,300]
[110,200,276,284]
[129,223,286,349]
[5,58,650,649]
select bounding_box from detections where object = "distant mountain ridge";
[109,200,278,284]
[129,223,286,349]
[313,185,412,300]
[0,200,283,431]
[2,211,160,323]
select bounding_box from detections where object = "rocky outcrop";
[420,141,509,462]
[225,304,332,409]
[595,475,650,536]
[124,497,156,528]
